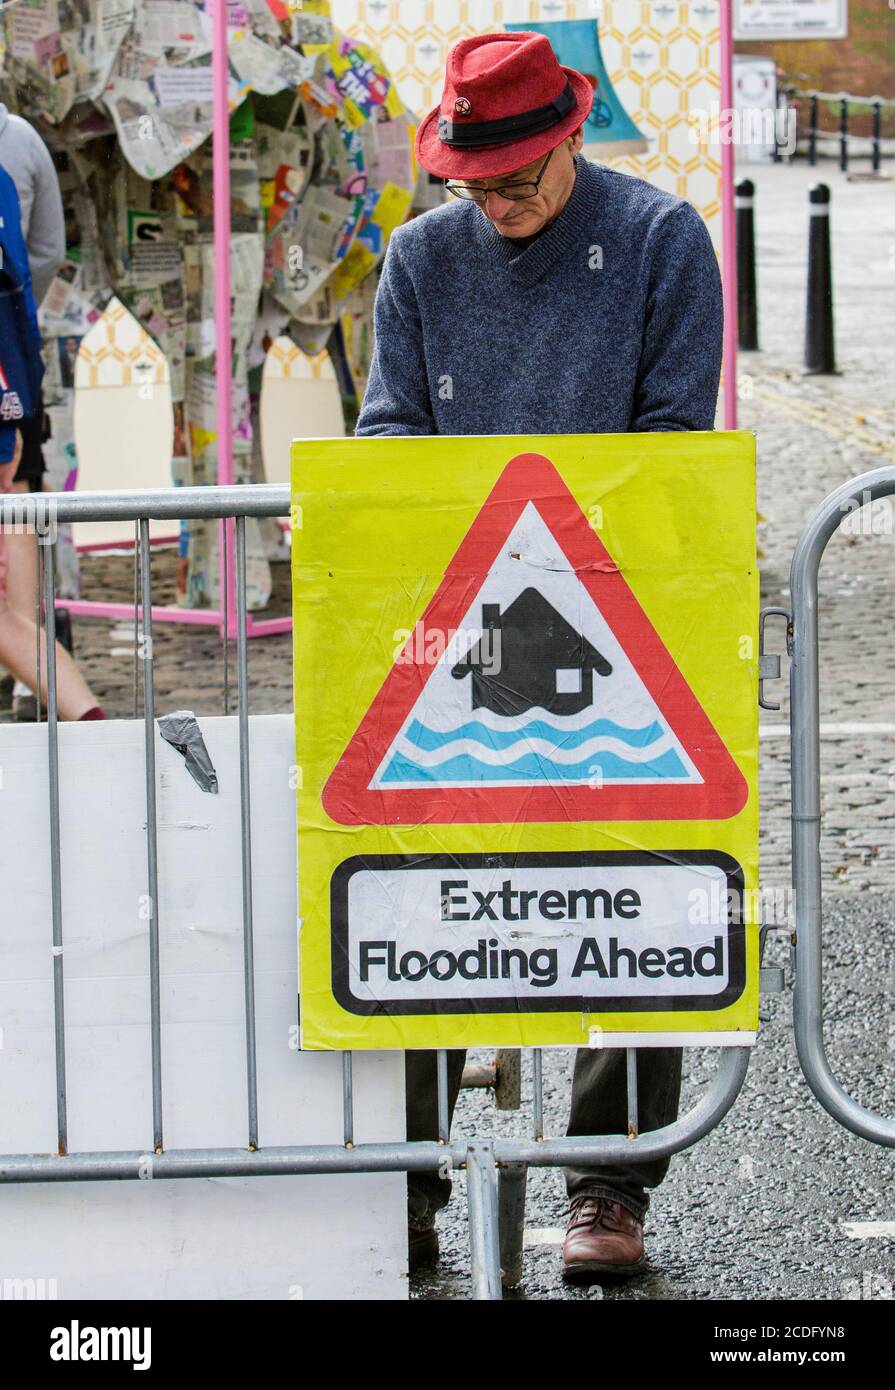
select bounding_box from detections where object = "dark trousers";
[406,1046,683,1224]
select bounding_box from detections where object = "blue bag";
[0,162,43,463]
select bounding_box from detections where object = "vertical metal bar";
[436,1048,449,1143]
[809,93,818,166]
[466,1142,502,1300]
[43,539,66,1152]
[531,1048,543,1140]
[139,520,163,1152]
[31,530,40,728]
[222,518,230,715]
[34,535,42,724]
[839,95,848,173]
[341,1052,354,1147]
[132,523,139,720]
[626,1048,639,1138]
[235,514,258,1149]
[497,1163,528,1289]
[872,100,881,174]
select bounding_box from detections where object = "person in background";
[0,102,66,304]
[0,161,105,721]
[0,103,67,718]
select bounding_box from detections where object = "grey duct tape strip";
[157,710,219,794]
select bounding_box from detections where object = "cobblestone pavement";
[745,161,895,896]
[4,159,893,1301]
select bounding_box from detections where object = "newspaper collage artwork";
[0,0,421,606]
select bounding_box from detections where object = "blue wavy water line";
[380,747,690,785]
[404,718,666,753]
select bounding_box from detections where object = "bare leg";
[6,481,40,624]
[2,482,98,720]
[0,605,96,720]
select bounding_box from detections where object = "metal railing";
[0,484,758,1299]
[789,465,895,1148]
[783,88,895,171]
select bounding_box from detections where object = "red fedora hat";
[415,31,595,180]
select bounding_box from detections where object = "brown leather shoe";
[562,1196,646,1280]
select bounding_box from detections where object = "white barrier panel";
[0,714,407,1300]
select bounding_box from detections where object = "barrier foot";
[466,1141,502,1300]
[498,1161,528,1288]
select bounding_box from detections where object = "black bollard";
[735,179,759,351]
[804,183,836,375]
[872,100,881,174]
[808,93,818,166]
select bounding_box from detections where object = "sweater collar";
[471,154,599,287]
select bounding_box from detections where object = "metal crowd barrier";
[789,465,895,1148]
[1,477,891,1298]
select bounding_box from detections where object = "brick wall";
[735,0,893,94]
[735,1,894,139]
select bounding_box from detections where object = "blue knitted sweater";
[355,153,722,438]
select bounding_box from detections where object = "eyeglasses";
[444,149,554,204]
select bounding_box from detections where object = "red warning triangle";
[323,453,748,826]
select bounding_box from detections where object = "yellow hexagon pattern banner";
[330,0,722,246]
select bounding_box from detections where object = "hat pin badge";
[454,97,472,115]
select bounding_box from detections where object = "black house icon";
[451,588,612,718]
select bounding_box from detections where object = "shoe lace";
[569,1196,624,1232]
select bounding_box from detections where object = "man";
[0,104,66,716]
[355,30,723,1281]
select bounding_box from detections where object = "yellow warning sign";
[292,432,759,1050]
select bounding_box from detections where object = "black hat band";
[437,80,578,148]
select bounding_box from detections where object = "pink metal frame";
[75,533,178,553]
[719,0,738,430]
[61,0,290,639]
